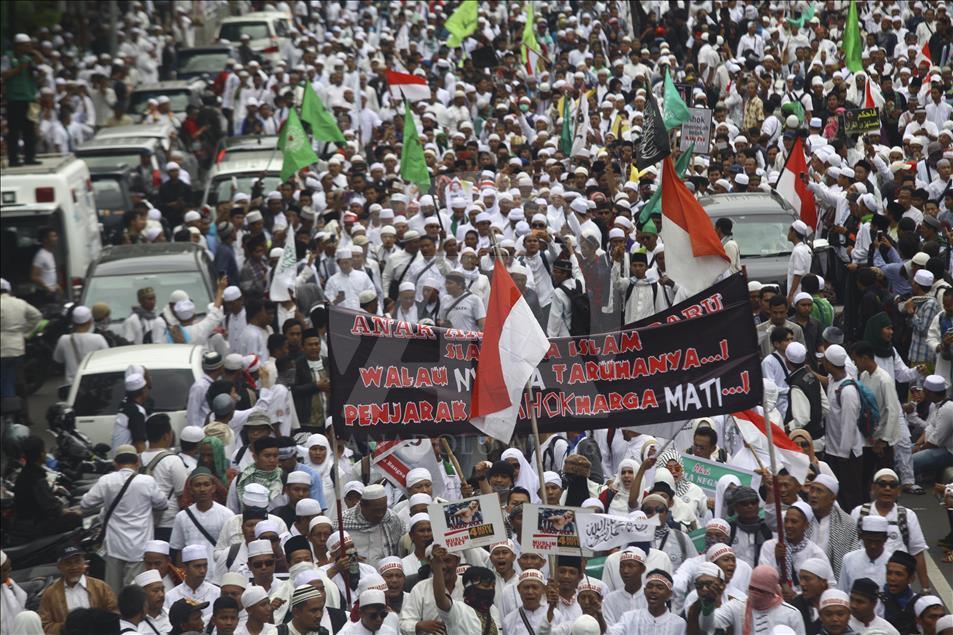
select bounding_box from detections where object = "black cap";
[58,546,85,562]
[731,485,759,503]
[169,598,209,627]
[462,565,495,587]
[556,555,582,570]
[887,550,917,574]
[202,351,224,371]
[487,460,515,480]
[283,535,312,561]
[552,259,572,272]
[650,481,674,499]
[850,577,880,600]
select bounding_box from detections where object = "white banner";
[268,223,297,302]
[680,107,712,153]
[521,504,584,556]
[575,512,659,552]
[428,494,507,553]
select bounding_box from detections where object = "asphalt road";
[19,375,953,602]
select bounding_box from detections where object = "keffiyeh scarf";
[235,464,283,505]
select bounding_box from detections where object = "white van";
[202,151,284,207]
[217,12,292,66]
[1,155,102,301]
[66,344,205,445]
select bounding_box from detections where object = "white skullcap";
[398,281,416,293]
[789,500,814,524]
[706,543,734,563]
[695,562,723,581]
[408,493,432,507]
[378,556,404,574]
[799,557,834,583]
[791,219,810,236]
[143,540,170,555]
[406,468,432,488]
[295,498,321,517]
[181,544,207,563]
[706,518,731,535]
[914,595,943,616]
[914,269,934,288]
[242,585,270,608]
[824,344,847,366]
[360,589,386,606]
[247,539,272,558]
[784,342,807,364]
[409,512,431,530]
[125,373,146,391]
[543,471,562,486]
[571,615,601,635]
[220,572,248,588]
[362,483,387,500]
[241,483,271,508]
[344,481,364,497]
[174,299,195,321]
[223,286,241,302]
[581,497,604,512]
[812,473,839,496]
[254,520,280,538]
[71,305,92,324]
[793,291,813,304]
[134,569,163,588]
[325,530,351,553]
[287,471,312,486]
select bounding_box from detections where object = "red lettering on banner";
[394,321,414,338]
[551,363,567,383]
[681,305,703,319]
[641,389,658,409]
[418,324,436,339]
[359,366,384,387]
[404,402,420,424]
[683,347,700,369]
[543,342,561,360]
[445,343,481,361]
[452,400,468,420]
[602,335,619,355]
[446,535,468,548]
[351,315,373,335]
[619,331,642,352]
[419,401,434,420]
[343,400,469,427]
[435,401,453,422]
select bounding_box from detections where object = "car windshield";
[84,271,211,321]
[210,174,280,205]
[177,51,229,74]
[219,21,269,41]
[727,214,795,257]
[129,90,191,115]
[73,368,194,416]
[91,178,127,210]
[76,152,146,169]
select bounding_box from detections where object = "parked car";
[175,44,239,81]
[202,151,283,207]
[217,11,292,66]
[80,242,215,331]
[89,165,137,231]
[128,80,205,122]
[215,135,278,163]
[65,344,204,445]
[0,155,101,301]
[699,192,800,290]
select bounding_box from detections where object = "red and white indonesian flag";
[387,69,431,103]
[732,409,810,483]
[659,156,730,297]
[916,41,932,66]
[372,439,447,499]
[774,136,818,230]
[863,78,884,109]
[471,263,550,442]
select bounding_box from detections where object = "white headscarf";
[714,474,741,520]
[501,448,541,502]
[608,458,639,517]
[12,612,43,635]
[304,433,333,478]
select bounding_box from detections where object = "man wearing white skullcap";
[911,373,953,484]
[323,529,378,609]
[837,515,891,593]
[213,483,289,557]
[0,550,27,635]
[324,245,376,310]
[335,483,404,570]
[818,589,851,634]
[786,220,813,303]
[134,568,171,634]
[52,305,109,383]
[806,473,856,580]
[164,544,220,622]
[758,502,829,591]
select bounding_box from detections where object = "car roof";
[92,242,205,275]
[223,135,278,151]
[698,192,796,217]
[178,45,235,53]
[88,165,135,177]
[77,137,160,151]
[78,344,203,374]
[131,81,195,92]
[221,11,287,22]
[94,124,170,139]
[212,153,283,175]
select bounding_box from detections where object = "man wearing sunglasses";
[641,490,697,571]
[248,538,286,622]
[850,468,933,592]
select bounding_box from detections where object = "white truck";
[1,155,102,301]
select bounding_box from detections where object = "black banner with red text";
[328,274,762,439]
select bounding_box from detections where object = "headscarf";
[655,447,689,497]
[608,458,638,517]
[501,448,541,502]
[202,436,230,483]
[235,461,284,505]
[304,433,333,478]
[862,311,895,358]
[743,565,784,635]
[714,474,741,520]
[203,421,234,448]
[12,611,43,635]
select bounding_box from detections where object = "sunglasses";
[875,480,899,488]
[252,559,275,569]
[642,506,668,514]
[365,610,389,619]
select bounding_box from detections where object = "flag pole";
[326,421,353,608]
[761,401,788,585]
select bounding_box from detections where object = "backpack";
[858,502,910,549]
[557,281,591,336]
[835,378,880,439]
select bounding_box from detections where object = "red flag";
[471,262,550,442]
[732,409,810,482]
[774,136,817,229]
[386,69,430,103]
[864,79,875,108]
[659,156,729,296]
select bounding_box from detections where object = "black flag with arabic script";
[636,90,671,171]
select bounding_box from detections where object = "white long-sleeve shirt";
[325,269,375,310]
[80,468,168,561]
[825,376,864,458]
[700,598,805,635]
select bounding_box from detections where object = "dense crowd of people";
[1,0,953,634]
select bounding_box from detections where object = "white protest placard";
[575,512,659,552]
[680,107,712,153]
[428,494,507,553]
[521,504,584,556]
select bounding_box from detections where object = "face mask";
[464,586,496,612]
[519,104,530,113]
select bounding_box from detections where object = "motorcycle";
[17,302,72,396]
[46,403,113,482]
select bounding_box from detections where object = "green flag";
[400,102,430,191]
[559,96,573,156]
[300,83,345,144]
[785,2,815,29]
[662,68,690,130]
[638,143,694,225]
[445,0,478,47]
[278,109,318,181]
[522,2,540,64]
[843,0,863,72]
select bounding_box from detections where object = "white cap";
[359,589,386,606]
[223,286,241,302]
[362,484,387,500]
[287,471,312,486]
[409,512,430,529]
[174,299,195,321]
[184,210,201,223]
[143,540,170,556]
[812,473,839,496]
[134,569,163,589]
[914,269,934,287]
[819,589,850,610]
[923,374,949,393]
[224,353,244,371]
[181,544,207,563]
[180,426,205,443]
[824,344,847,366]
[914,595,943,616]
[220,572,248,589]
[399,281,416,293]
[791,220,810,236]
[71,306,92,324]
[166,161,180,171]
[125,373,146,391]
[793,292,813,304]
[789,500,814,523]
[359,289,377,305]
[247,539,273,558]
[859,515,889,533]
[406,467,432,488]
[254,520,279,538]
[296,498,322,516]
[784,342,806,364]
[799,557,834,583]
[241,483,271,508]
[242,585,270,608]
[14,33,31,43]
[0,278,11,293]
